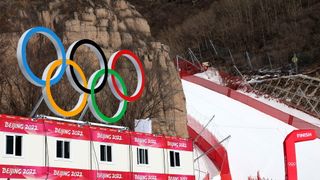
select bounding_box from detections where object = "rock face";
[0,0,188,137]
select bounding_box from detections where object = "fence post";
[228,48,235,65]
[209,40,218,55]
[245,51,253,70]
[267,54,273,69]
[175,55,179,71]
[188,48,204,71]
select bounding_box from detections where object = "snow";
[182,80,320,180]
[296,140,320,179]
[239,91,320,127]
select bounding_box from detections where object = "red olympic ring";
[109,50,145,102]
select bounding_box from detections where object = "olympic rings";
[16,26,145,123]
[288,162,296,166]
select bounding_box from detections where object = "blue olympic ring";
[17,26,67,87]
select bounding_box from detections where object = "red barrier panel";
[291,117,320,136]
[175,59,203,77]
[188,115,232,180]
[246,96,291,124]
[228,90,249,104]
[183,75,320,138]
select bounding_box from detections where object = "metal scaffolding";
[250,74,320,118]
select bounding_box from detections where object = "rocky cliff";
[0,0,188,138]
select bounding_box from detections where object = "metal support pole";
[267,54,273,69]
[198,43,203,61]
[79,104,89,121]
[228,48,235,65]
[233,65,245,80]
[194,135,231,162]
[233,64,252,88]
[188,48,204,71]
[193,115,215,143]
[209,40,218,55]
[245,51,253,70]
[29,96,44,117]
[188,48,196,65]
[176,56,179,71]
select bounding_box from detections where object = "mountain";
[0,0,188,138]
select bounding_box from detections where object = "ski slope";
[182,79,320,179]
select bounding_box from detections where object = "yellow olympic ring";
[44,59,88,117]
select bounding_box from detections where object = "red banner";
[165,136,193,151]
[132,172,167,180]
[0,165,174,180]
[44,120,90,140]
[47,167,91,179]
[0,115,44,135]
[93,170,131,179]
[0,164,47,179]
[90,126,130,145]
[131,132,166,148]
[168,174,196,180]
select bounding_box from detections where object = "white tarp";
[134,118,152,133]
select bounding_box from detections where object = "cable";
[43,120,49,180]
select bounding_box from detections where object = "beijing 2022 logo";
[16,27,145,123]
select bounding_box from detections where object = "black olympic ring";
[67,39,108,94]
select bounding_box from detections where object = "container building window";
[169,151,180,167]
[5,135,22,156]
[56,140,70,159]
[137,148,148,165]
[100,145,112,162]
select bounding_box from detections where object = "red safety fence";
[183,75,320,138]
[188,115,232,180]
[219,71,243,90]
[174,58,203,77]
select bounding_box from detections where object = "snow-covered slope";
[182,79,320,179]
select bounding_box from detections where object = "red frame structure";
[283,129,317,180]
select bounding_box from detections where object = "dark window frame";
[100,144,112,162]
[56,140,70,159]
[137,148,149,165]
[169,150,181,167]
[5,135,22,157]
